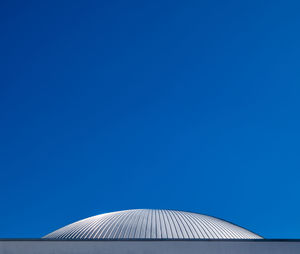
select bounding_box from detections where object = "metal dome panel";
[43,209,262,239]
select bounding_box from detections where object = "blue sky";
[1,0,300,239]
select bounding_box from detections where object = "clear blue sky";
[1,0,300,239]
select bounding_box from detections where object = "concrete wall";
[0,240,300,254]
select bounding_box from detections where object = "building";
[0,209,299,253]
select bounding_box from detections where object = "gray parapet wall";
[1,240,300,254]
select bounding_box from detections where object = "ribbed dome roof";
[43,209,262,240]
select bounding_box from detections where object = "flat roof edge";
[0,239,300,242]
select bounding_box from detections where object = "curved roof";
[43,209,262,240]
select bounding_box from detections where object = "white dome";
[43,209,262,239]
